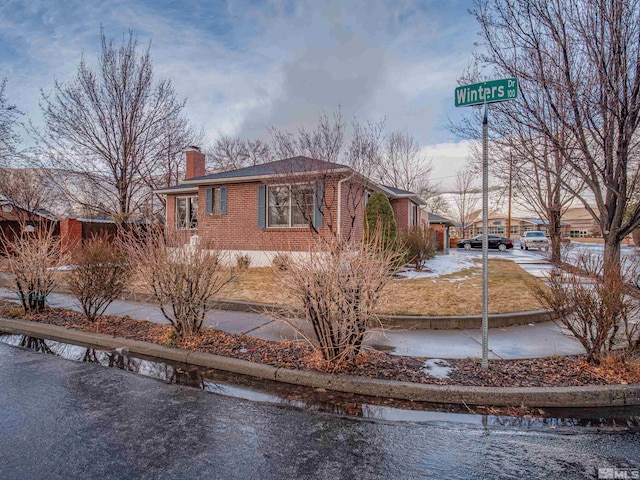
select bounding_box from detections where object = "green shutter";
[205,187,213,215]
[220,187,227,215]
[258,185,266,228]
[313,181,323,229]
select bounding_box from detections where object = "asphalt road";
[1,343,639,480]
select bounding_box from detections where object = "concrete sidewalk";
[0,283,585,360]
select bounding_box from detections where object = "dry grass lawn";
[220,259,544,316]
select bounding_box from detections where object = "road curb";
[1,317,638,408]
[0,277,553,329]
[122,291,553,329]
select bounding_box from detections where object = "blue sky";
[0,0,479,187]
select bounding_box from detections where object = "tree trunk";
[548,208,563,265]
[603,235,621,281]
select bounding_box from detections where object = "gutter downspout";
[337,172,355,238]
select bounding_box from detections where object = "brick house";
[155,147,428,266]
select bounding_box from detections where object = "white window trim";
[176,195,198,230]
[266,184,315,228]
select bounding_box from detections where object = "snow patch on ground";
[397,254,477,279]
[422,359,452,379]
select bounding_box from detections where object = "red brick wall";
[340,179,365,243]
[166,176,368,251]
[60,218,82,251]
[391,198,411,233]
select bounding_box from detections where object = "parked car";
[456,235,514,251]
[520,231,550,251]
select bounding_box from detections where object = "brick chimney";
[185,146,206,180]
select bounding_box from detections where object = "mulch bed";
[1,300,638,388]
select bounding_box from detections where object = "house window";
[409,203,419,227]
[267,184,314,227]
[205,187,227,215]
[176,196,198,229]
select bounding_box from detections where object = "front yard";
[221,258,543,316]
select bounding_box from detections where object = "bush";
[364,192,397,249]
[66,235,130,322]
[0,222,65,313]
[121,229,236,338]
[401,227,436,270]
[533,252,640,364]
[271,253,290,271]
[275,228,403,365]
[235,253,251,270]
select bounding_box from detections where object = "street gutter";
[1,316,638,408]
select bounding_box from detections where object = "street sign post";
[455,78,518,370]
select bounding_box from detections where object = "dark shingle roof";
[155,184,198,192]
[428,213,455,225]
[187,156,349,182]
[381,185,415,196]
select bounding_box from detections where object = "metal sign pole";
[481,102,489,370]
[455,77,518,371]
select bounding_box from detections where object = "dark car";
[456,234,514,251]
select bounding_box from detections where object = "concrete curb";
[124,291,552,329]
[1,317,638,408]
[0,277,552,330]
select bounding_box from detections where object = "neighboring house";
[155,147,428,266]
[0,196,59,244]
[561,207,600,238]
[453,211,571,238]
[427,212,455,250]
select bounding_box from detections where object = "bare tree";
[37,29,196,222]
[499,138,578,263]
[268,111,383,240]
[0,78,21,166]
[208,135,248,171]
[0,168,60,219]
[423,194,451,217]
[375,131,434,195]
[244,139,272,166]
[472,0,640,279]
[452,167,480,238]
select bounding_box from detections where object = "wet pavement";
[1,342,639,479]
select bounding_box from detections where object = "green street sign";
[455,78,518,107]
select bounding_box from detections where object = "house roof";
[428,213,455,226]
[520,217,569,227]
[378,185,427,206]
[153,183,199,195]
[156,155,428,205]
[184,156,350,184]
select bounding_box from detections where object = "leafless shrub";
[235,253,251,271]
[271,253,290,271]
[0,221,66,313]
[533,254,640,364]
[274,229,403,366]
[401,227,436,270]
[66,235,130,322]
[121,229,236,337]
